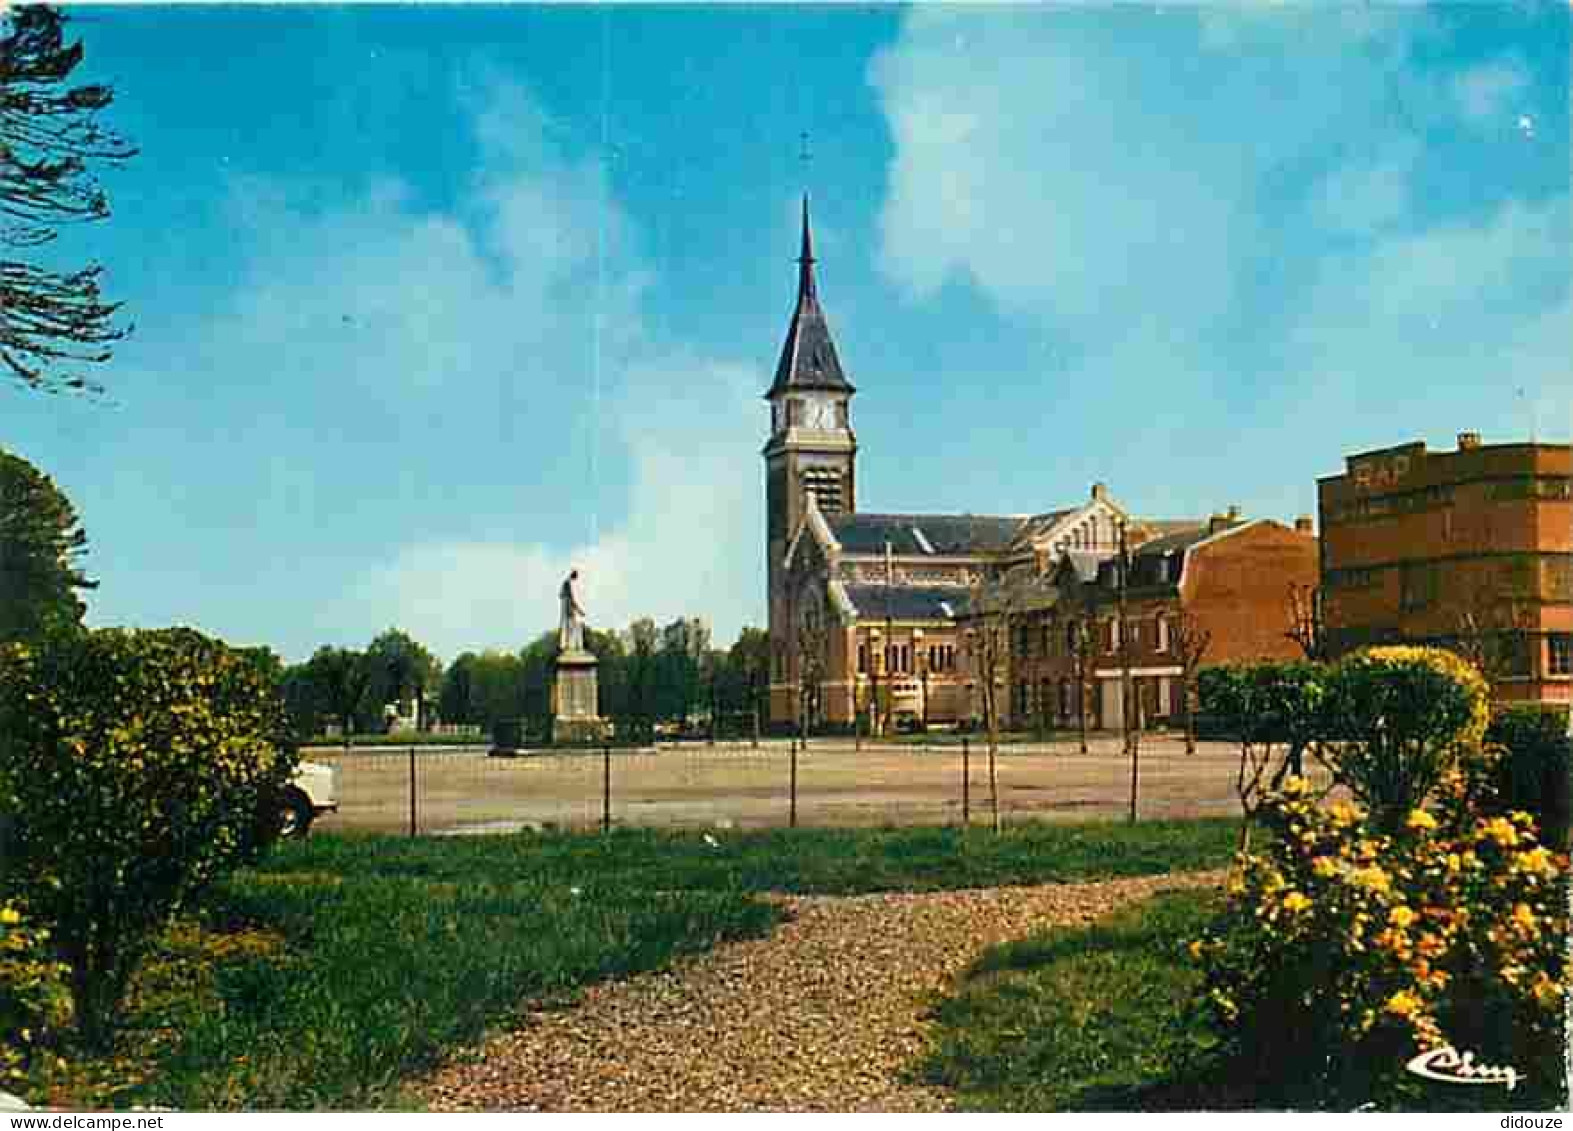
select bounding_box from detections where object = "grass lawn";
[916,887,1570,1112]
[34,818,1239,1111]
[265,819,1240,896]
[915,888,1233,1111]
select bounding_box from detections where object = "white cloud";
[1308,143,1418,236]
[868,5,1569,520]
[870,10,1238,334]
[175,75,766,663]
[355,355,762,661]
[1197,4,1401,53]
[1278,194,1572,445]
[1453,57,1531,125]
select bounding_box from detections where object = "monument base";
[551,716,612,745]
[552,649,609,745]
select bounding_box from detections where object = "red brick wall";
[1183,522,1320,664]
[1319,439,1572,702]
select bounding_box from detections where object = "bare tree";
[966,571,1022,833]
[1452,578,1532,689]
[793,599,830,743]
[1169,610,1212,755]
[1285,582,1327,662]
[1069,616,1096,754]
[1233,725,1279,855]
[2,6,137,395]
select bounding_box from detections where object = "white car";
[275,759,339,838]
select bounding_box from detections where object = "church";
[760,198,1306,731]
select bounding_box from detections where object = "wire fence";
[301,733,1338,837]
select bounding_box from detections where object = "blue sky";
[5,2,1569,664]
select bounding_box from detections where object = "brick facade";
[1318,433,1573,705]
[990,518,1319,731]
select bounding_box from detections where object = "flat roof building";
[1317,432,1573,705]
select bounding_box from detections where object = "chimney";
[1207,512,1230,535]
[1458,431,1481,451]
[1091,482,1108,501]
[1294,515,1314,535]
[1225,504,1241,522]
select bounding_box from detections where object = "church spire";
[797,194,817,304]
[767,193,854,398]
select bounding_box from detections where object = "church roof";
[828,512,1027,556]
[1006,508,1079,549]
[843,584,969,622]
[766,195,855,398]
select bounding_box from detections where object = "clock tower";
[764,195,857,719]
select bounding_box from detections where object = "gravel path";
[416,870,1224,1112]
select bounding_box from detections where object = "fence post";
[789,737,798,829]
[1128,730,1140,825]
[602,743,612,834]
[407,744,417,838]
[962,735,970,827]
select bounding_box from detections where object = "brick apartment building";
[1318,432,1573,705]
[972,513,1319,731]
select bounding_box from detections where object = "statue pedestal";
[552,649,610,744]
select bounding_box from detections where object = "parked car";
[271,759,339,839]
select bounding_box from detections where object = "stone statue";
[559,568,586,653]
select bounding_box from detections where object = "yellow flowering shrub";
[0,628,297,1051]
[1191,779,1569,1109]
[0,901,70,1092]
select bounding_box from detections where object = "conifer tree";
[2,5,136,395]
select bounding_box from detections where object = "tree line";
[1,436,771,744]
[278,620,771,742]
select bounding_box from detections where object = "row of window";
[1492,633,1573,679]
[1487,477,1573,502]
[1009,676,1179,722]
[1333,557,1570,603]
[856,642,958,675]
[783,631,1573,682]
[1328,476,1573,526]
[1014,614,1174,658]
[1327,484,1452,525]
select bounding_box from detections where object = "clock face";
[811,399,835,429]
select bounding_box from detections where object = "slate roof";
[1005,508,1078,549]
[766,196,855,398]
[1131,525,1213,560]
[827,512,1027,556]
[1100,523,1218,590]
[843,584,970,622]
[1142,519,1208,538]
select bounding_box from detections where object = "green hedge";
[1484,704,1571,850]
[301,733,491,749]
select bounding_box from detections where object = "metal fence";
[301,733,1338,837]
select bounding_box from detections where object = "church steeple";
[797,194,817,302]
[766,194,854,398]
